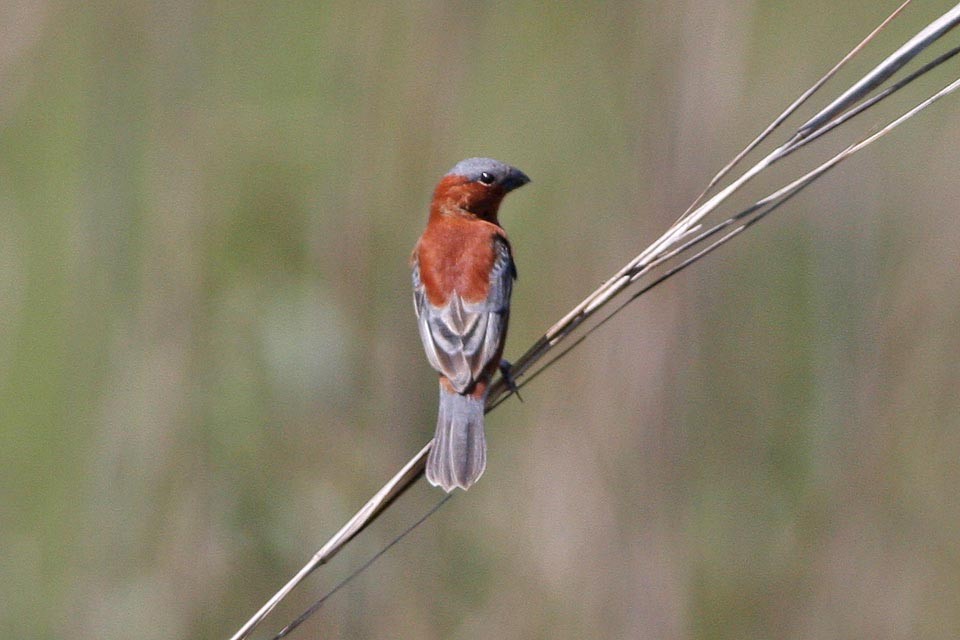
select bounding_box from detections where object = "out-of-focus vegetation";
[2,2,959,638]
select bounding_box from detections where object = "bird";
[411,157,530,492]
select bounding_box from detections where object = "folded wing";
[413,236,514,393]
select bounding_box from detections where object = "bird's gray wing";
[413,236,514,393]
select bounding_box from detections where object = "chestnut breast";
[416,217,504,308]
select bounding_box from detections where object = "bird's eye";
[478,171,496,185]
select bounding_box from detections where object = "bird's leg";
[499,359,523,403]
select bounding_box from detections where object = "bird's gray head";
[446,157,531,192]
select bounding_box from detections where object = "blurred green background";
[2,1,959,638]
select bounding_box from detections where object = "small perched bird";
[412,158,530,492]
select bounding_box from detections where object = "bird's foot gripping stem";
[499,359,523,403]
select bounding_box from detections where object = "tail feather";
[426,388,486,492]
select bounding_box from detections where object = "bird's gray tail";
[426,387,486,492]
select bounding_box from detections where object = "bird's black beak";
[502,168,531,192]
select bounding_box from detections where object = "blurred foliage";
[1,1,959,638]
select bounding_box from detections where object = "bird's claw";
[499,359,523,403]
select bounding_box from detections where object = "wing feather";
[413,236,514,393]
